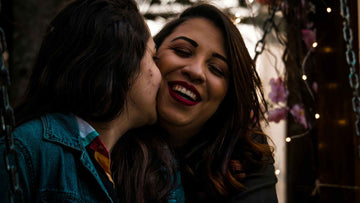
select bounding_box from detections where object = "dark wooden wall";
[316,0,360,202]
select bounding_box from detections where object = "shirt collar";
[75,116,99,147]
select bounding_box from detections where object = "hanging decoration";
[261,0,321,135]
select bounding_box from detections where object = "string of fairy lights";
[284,4,331,143]
[283,4,331,143]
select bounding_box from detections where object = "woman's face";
[127,38,162,126]
[156,18,229,138]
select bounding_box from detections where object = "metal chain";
[0,2,24,201]
[253,2,281,62]
[339,0,360,157]
[339,0,360,134]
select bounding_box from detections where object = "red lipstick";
[168,81,201,106]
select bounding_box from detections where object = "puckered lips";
[168,81,201,106]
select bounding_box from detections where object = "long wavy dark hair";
[154,3,273,200]
[15,0,149,125]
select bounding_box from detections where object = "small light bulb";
[315,113,320,119]
[312,42,318,48]
[235,12,241,18]
[285,137,291,142]
[302,75,307,80]
[248,0,254,3]
[327,7,332,13]
[275,169,281,175]
[235,18,241,24]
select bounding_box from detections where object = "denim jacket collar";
[42,113,83,151]
[40,113,114,202]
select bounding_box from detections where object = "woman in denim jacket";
[0,0,162,202]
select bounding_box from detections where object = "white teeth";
[172,85,197,101]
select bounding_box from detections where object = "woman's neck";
[88,113,132,152]
[159,120,199,149]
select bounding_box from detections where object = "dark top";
[228,163,278,203]
[180,160,278,203]
[177,129,278,202]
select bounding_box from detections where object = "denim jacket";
[0,113,113,202]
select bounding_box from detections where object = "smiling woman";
[153,4,278,201]
[112,3,278,203]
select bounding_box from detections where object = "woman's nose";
[180,59,206,84]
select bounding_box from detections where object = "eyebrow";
[213,53,228,64]
[171,36,198,47]
[171,36,228,64]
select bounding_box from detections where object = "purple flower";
[268,107,288,123]
[301,29,316,50]
[290,104,308,129]
[268,78,288,104]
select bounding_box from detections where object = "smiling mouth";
[172,84,198,101]
[168,81,201,106]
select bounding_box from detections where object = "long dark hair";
[154,3,273,199]
[15,0,149,125]
[111,127,177,203]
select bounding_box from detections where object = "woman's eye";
[209,65,225,77]
[171,47,192,58]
